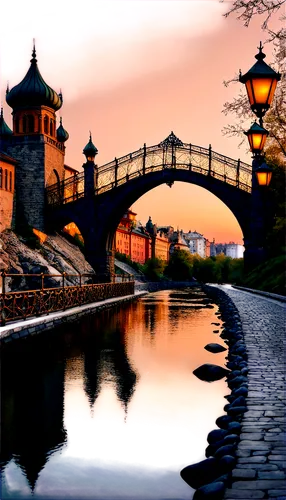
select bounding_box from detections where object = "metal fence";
[0,272,134,326]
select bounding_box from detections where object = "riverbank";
[181,285,285,500]
[134,280,198,292]
[0,290,148,345]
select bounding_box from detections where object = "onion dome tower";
[5,43,67,232]
[56,117,69,143]
[0,107,13,137]
[0,107,13,153]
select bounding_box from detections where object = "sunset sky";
[0,1,282,244]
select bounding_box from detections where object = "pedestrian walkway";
[216,285,286,500]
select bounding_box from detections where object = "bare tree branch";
[221,1,286,157]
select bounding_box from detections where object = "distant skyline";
[0,1,282,244]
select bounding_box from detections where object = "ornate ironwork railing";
[0,272,134,326]
[46,133,252,206]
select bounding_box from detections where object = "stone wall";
[0,158,15,232]
[7,137,45,231]
[0,190,14,232]
[45,140,65,186]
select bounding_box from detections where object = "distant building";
[155,229,170,261]
[116,210,150,264]
[184,231,206,258]
[146,217,170,262]
[211,241,244,259]
[225,243,244,259]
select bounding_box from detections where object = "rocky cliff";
[0,230,94,292]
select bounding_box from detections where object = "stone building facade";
[0,152,16,232]
[0,45,69,233]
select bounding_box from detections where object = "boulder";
[193,364,229,382]
[180,458,227,489]
[219,455,236,470]
[233,386,248,397]
[207,429,228,444]
[216,415,232,430]
[228,376,248,389]
[193,481,225,500]
[214,444,236,459]
[227,421,241,433]
[223,434,239,445]
[204,344,227,354]
[231,396,246,407]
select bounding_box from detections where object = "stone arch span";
[46,133,254,279]
[85,169,251,277]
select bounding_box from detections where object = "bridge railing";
[0,272,134,326]
[46,141,252,206]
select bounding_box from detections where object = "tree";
[221,0,286,157]
[164,249,193,281]
[143,257,166,281]
[222,1,286,41]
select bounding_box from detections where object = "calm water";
[1,288,229,500]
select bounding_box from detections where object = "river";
[1,287,229,500]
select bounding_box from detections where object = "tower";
[5,44,68,231]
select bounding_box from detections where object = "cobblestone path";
[217,286,286,500]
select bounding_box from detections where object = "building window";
[50,119,54,137]
[15,117,20,133]
[4,169,8,190]
[44,116,49,134]
[9,171,12,191]
[27,115,34,132]
[23,115,27,133]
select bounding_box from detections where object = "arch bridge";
[46,132,263,281]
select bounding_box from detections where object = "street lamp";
[240,43,280,187]
[83,132,98,162]
[254,161,273,187]
[239,42,281,125]
[244,122,269,156]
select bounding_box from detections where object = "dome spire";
[83,132,98,161]
[56,116,69,143]
[6,45,62,111]
[31,38,37,63]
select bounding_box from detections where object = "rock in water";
[204,343,227,354]
[193,364,229,382]
[180,458,226,489]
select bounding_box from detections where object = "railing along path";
[0,272,134,326]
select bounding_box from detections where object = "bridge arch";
[46,132,253,279]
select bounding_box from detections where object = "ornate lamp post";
[240,42,280,186]
[244,122,269,156]
[239,42,281,127]
[254,162,273,187]
[240,43,280,268]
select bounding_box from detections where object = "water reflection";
[1,288,229,500]
[1,343,67,491]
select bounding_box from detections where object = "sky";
[0,0,282,244]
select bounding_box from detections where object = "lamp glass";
[246,78,277,106]
[256,170,272,186]
[249,133,267,152]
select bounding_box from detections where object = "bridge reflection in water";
[1,288,230,500]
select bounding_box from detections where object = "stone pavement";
[216,285,286,500]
